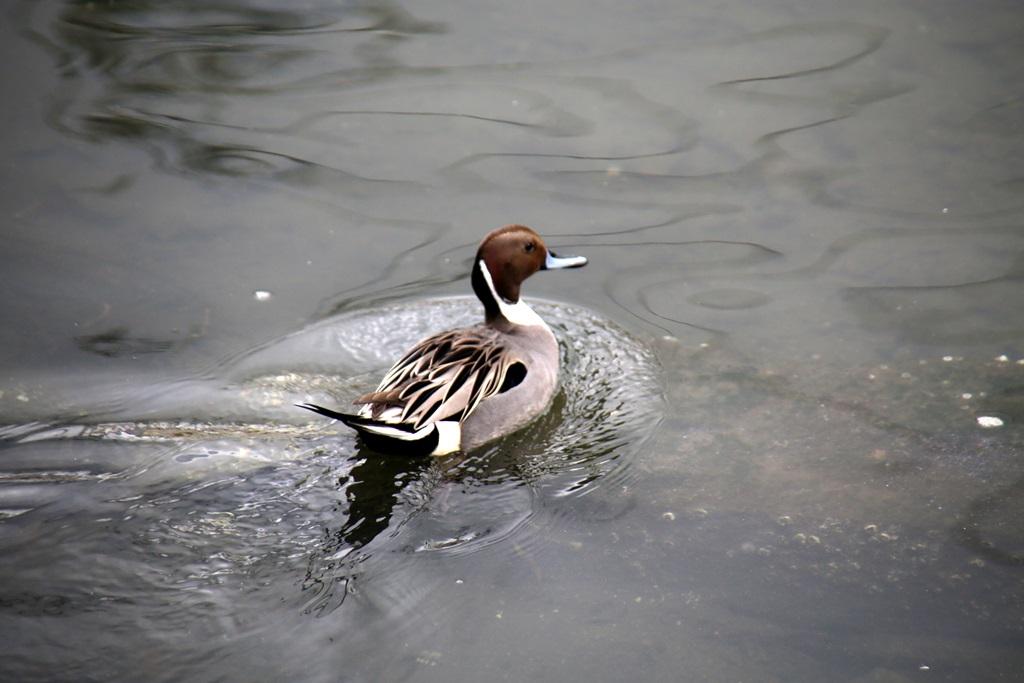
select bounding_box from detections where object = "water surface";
[1,0,1023,681]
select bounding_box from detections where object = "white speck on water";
[942,355,954,362]
[699,342,709,349]
[977,416,1004,428]
[920,664,931,671]
[253,290,272,302]
[961,393,973,400]
[868,374,876,380]
[455,579,463,584]
[941,207,949,214]
[901,372,912,379]
[16,394,29,403]
[996,355,1009,362]
[662,511,676,521]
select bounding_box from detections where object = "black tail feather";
[297,402,440,456]
[296,403,418,433]
[296,402,363,426]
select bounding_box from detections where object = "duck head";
[471,224,587,325]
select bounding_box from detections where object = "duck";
[298,224,587,456]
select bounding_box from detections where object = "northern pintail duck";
[299,224,587,456]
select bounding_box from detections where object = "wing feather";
[358,327,519,431]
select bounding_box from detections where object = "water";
[1,0,1023,681]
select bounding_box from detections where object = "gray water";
[1,1,1023,681]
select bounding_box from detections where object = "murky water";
[2,0,1023,681]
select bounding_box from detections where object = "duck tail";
[295,402,367,429]
[296,403,460,456]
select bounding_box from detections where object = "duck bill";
[543,250,588,270]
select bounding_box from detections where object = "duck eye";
[524,242,535,253]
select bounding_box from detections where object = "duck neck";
[472,258,546,328]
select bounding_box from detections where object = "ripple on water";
[0,297,663,654]
[287,298,663,615]
[687,288,772,311]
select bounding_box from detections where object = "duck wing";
[357,327,520,430]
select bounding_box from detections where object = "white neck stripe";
[477,259,546,327]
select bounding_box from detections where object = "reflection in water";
[336,450,431,550]
[714,22,891,89]
[31,0,447,190]
[75,325,176,357]
[301,448,431,614]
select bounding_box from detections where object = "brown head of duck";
[471,224,587,325]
